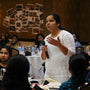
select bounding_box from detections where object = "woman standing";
[41,13,75,83]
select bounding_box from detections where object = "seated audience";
[5,32,10,41]
[85,41,90,56]
[79,52,90,82]
[1,55,34,90]
[7,35,19,49]
[35,33,45,51]
[0,45,12,69]
[35,33,46,73]
[59,53,89,90]
[0,34,9,47]
[72,33,82,48]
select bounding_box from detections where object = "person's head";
[36,33,45,42]
[69,54,88,78]
[88,41,90,45]
[46,13,63,31]
[77,52,90,67]
[2,55,31,90]
[72,33,80,42]
[1,34,6,40]
[5,55,29,79]
[0,46,12,62]
[5,32,9,38]
[11,35,18,44]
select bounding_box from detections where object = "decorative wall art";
[3,3,43,34]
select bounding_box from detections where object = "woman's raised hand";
[47,37,61,47]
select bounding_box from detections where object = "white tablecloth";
[26,56,44,79]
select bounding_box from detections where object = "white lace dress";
[44,30,75,83]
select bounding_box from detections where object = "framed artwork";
[26,4,35,10]
[32,27,40,34]
[3,3,44,34]
[7,8,14,16]
[9,25,15,32]
[16,4,23,11]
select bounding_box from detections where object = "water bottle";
[31,45,35,56]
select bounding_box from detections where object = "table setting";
[28,77,61,90]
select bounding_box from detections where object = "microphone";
[41,41,49,59]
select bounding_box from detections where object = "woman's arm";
[41,45,47,60]
[47,37,68,55]
[47,33,75,56]
[57,41,68,55]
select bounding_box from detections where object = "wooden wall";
[0,0,90,42]
[0,0,44,40]
[79,0,90,41]
[51,0,90,42]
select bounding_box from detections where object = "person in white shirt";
[41,13,75,83]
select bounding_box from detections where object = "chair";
[11,48,19,56]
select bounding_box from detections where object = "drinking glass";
[38,78,45,85]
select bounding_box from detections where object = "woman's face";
[2,35,5,40]
[38,35,44,42]
[0,48,9,62]
[46,15,59,32]
[12,36,17,43]
[6,33,9,37]
[89,42,90,45]
[72,34,77,41]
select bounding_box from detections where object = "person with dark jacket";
[59,53,89,90]
[1,55,34,90]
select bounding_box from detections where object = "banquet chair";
[11,48,19,56]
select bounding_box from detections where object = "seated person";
[0,34,9,47]
[1,55,34,90]
[85,41,90,56]
[72,33,82,48]
[58,53,89,90]
[35,33,46,73]
[5,32,11,42]
[0,45,12,69]
[79,52,90,82]
[7,35,19,49]
[35,33,45,51]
